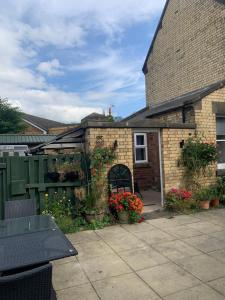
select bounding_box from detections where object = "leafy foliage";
[85,146,117,211]
[179,137,218,174]
[0,98,26,133]
[108,192,143,223]
[165,188,198,212]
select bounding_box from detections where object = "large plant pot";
[85,210,105,224]
[118,211,129,224]
[199,200,210,210]
[210,198,220,208]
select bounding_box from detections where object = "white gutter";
[22,119,47,134]
[158,129,164,207]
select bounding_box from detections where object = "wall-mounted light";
[113,140,118,150]
[180,140,185,148]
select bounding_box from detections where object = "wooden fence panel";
[0,154,84,219]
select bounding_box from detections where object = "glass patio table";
[0,215,78,273]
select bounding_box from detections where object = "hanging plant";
[178,137,218,175]
[84,145,117,222]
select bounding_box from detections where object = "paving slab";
[95,226,128,239]
[209,249,225,264]
[187,221,225,234]
[121,221,156,233]
[208,277,225,297]
[56,283,99,300]
[161,225,203,239]
[210,230,225,241]
[118,246,169,271]
[152,240,201,261]
[78,253,132,282]
[137,262,200,297]
[134,228,176,245]
[93,273,160,300]
[176,254,225,282]
[182,234,225,253]
[76,240,114,259]
[53,261,89,291]
[100,232,147,252]
[67,230,100,244]
[147,215,199,229]
[164,284,225,300]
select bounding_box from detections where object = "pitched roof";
[142,0,170,74]
[23,113,67,131]
[81,112,109,123]
[122,107,150,122]
[146,78,225,118]
[0,134,56,145]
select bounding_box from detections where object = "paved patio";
[53,209,225,299]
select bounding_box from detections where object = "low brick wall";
[85,127,134,181]
[161,128,195,193]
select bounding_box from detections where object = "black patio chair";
[0,263,53,300]
[4,199,37,219]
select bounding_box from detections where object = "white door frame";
[133,128,164,206]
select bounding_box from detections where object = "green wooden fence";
[0,154,87,220]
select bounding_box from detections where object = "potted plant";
[108,192,144,224]
[194,187,211,210]
[214,176,225,206]
[83,184,106,223]
[209,187,220,208]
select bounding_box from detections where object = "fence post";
[0,163,6,220]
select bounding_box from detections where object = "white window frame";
[134,133,148,163]
[217,138,225,169]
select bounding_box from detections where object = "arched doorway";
[108,164,133,194]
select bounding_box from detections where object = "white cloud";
[0,0,166,122]
[37,59,64,76]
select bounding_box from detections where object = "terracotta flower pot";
[118,211,129,224]
[85,210,105,224]
[199,200,210,210]
[210,198,220,208]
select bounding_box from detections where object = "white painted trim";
[22,119,47,134]
[134,133,148,163]
[158,130,164,207]
[216,139,225,169]
[43,143,83,149]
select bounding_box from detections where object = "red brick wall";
[134,132,160,191]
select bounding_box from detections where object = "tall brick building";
[143,0,225,108]
[124,0,225,194]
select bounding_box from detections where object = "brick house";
[125,0,225,196]
[31,0,225,206]
[22,113,77,135]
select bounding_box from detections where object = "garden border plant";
[178,136,218,190]
[108,191,144,223]
[83,145,117,223]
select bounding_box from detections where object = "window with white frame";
[216,116,225,169]
[134,133,148,163]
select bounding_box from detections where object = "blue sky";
[0,0,166,123]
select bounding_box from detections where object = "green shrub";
[179,137,218,174]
